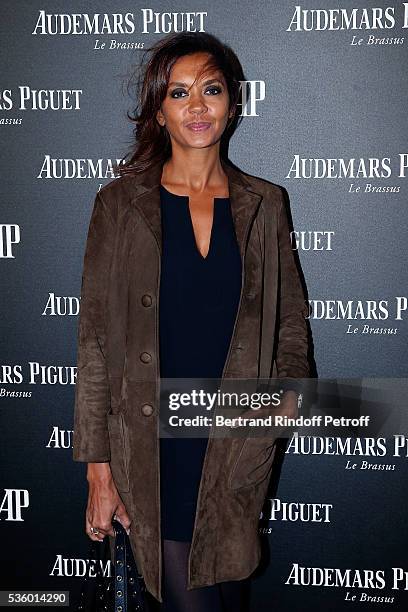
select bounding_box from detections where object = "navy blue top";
[158,184,242,541]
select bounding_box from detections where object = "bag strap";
[113,519,147,611]
[113,519,128,611]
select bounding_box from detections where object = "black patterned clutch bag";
[76,518,148,611]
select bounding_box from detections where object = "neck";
[162,143,226,193]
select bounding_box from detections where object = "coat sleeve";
[275,188,310,392]
[72,191,115,463]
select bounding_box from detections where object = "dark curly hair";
[114,31,246,176]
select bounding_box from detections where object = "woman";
[73,32,309,611]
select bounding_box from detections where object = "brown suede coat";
[72,158,309,603]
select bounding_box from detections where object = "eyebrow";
[168,78,223,88]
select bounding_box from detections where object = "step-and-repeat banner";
[1,1,407,610]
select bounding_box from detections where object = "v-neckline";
[160,184,229,262]
[186,198,216,261]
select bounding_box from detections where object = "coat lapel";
[128,159,263,260]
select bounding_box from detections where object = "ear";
[156,108,165,126]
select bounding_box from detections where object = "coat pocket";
[107,413,130,493]
[227,437,277,490]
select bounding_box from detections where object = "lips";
[185,122,211,132]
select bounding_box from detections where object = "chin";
[185,131,223,146]
[183,135,213,146]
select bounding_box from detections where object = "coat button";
[141,294,152,307]
[140,352,152,363]
[141,403,154,416]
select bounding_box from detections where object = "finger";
[114,507,132,535]
[96,517,115,538]
[85,511,107,542]
[85,513,113,542]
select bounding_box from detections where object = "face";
[156,52,233,151]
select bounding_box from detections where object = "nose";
[187,90,208,115]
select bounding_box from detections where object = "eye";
[170,89,187,99]
[205,86,223,95]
